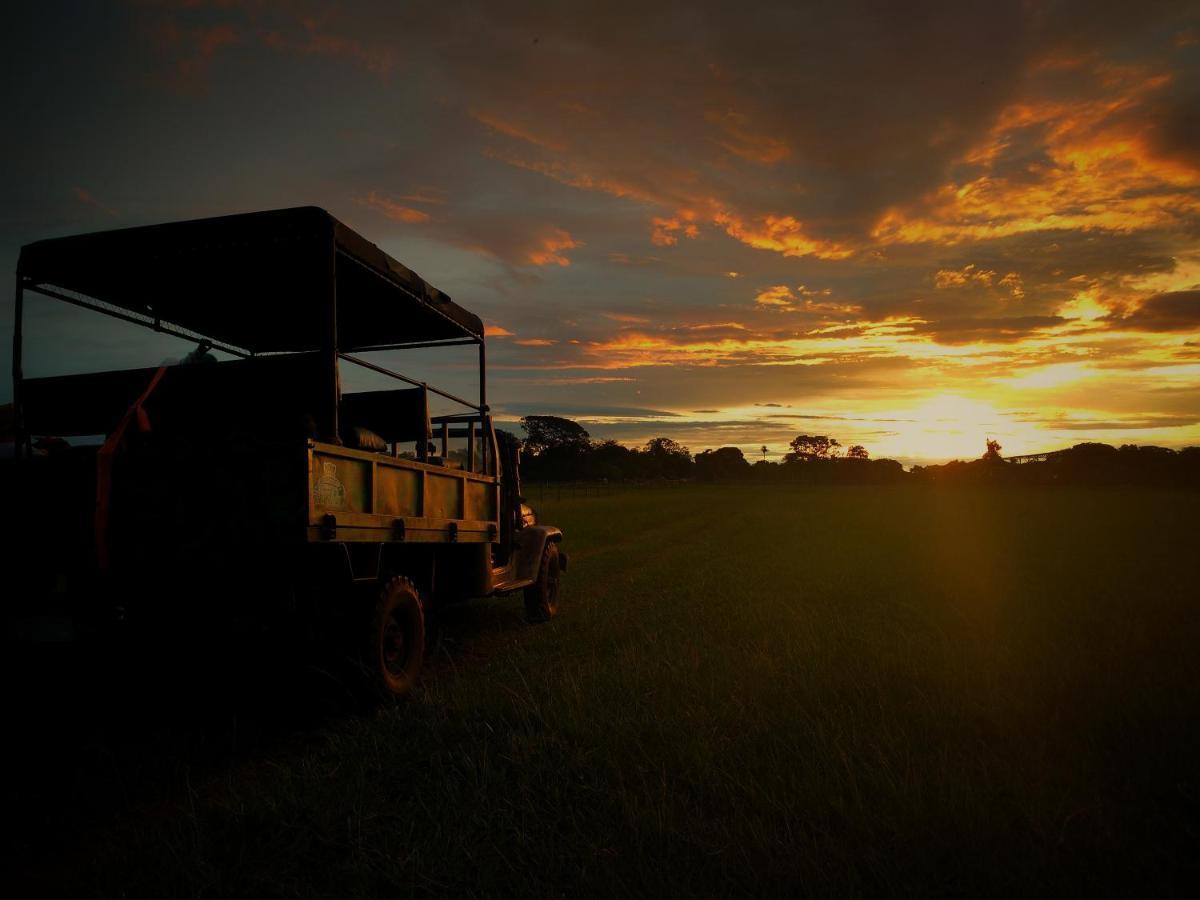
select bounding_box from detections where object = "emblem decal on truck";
[313,460,346,509]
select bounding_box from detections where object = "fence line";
[526,480,689,501]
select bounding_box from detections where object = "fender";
[512,525,565,586]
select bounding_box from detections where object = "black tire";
[524,541,562,623]
[368,576,426,698]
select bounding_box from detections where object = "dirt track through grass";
[12,485,1200,897]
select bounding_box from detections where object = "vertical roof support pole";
[418,385,430,462]
[11,270,26,461]
[478,339,487,413]
[326,223,341,445]
[478,338,490,475]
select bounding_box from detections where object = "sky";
[2,0,1199,466]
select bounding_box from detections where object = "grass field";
[11,485,1200,896]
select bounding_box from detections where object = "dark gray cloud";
[907,315,1067,344]
[1107,290,1200,332]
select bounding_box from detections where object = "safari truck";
[5,207,565,697]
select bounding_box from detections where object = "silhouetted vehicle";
[5,207,565,697]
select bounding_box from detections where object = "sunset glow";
[3,1,1198,466]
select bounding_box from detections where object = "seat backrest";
[152,352,328,439]
[23,366,169,436]
[340,388,431,445]
[21,352,330,440]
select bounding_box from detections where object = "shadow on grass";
[3,592,533,884]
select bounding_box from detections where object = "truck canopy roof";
[17,206,483,354]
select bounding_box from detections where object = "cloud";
[753,284,861,316]
[650,215,699,247]
[378,207,586,270]
[131,3,1200,260]
[355,191,431,223]
[1108,290,1200,331]
[526,228,581,267]
[754,285,795,307]
[501,404,680,419]
[530,376,636,385]
[933,264,1024,298]
[1017,412,1200,430]
[17,0,1200,459]
[716,214,853,260]
[608,252,660,266]
[471,110,567,152]
[73,187,116,216]
[874,56,1200,247]
[706,109,792,164]
[904,315,1069,344]
[140,16,239,91]
[259,12,398,75]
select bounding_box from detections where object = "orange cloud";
[492,152,851,261]
[999,273,1025,300]
[650,215,700,246]
[261,14,398,75]
[754,285,860,315]
[356,191,431,223]
[534,376,636,385]
[755,285,796,307]
[716,213,853,260]
[491,153,662,205]
[875,61,1200,247]
[142,18,238,90]
[526,228,581,267]
[471,110,567,152]
[935,264,997,289]
[706,109,791,164]
[933,265,1024,298]
[608,252,660,266]
[484,324,514,337]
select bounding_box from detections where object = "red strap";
[95,366,168,571]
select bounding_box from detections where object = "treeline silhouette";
[515,416,1200,488]
[516,415,906,484]
[912,440,1200,487]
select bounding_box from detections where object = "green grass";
[23,486,1200,896]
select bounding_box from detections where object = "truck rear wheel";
[369,576,425,698]
[524,541,561,623]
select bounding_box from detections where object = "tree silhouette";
[694,446,750,480]
[760,445,769,462]
[983,438,1003,462]
[847,444,869,459]
[644,437,689,458]
[642,436,692,479]
[520,415,591,455]
[786,434,841,461]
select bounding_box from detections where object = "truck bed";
[308,442,499,544]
